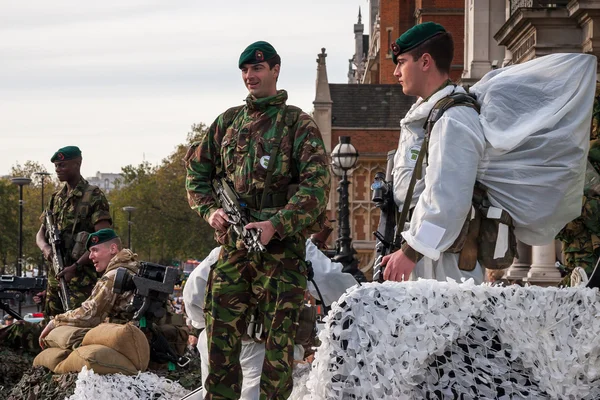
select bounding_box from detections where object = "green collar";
[246,90,288,112]
[423,79,454,102]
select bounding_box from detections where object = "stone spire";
[315,48,333,104]
[354,7,365,82]
[313,48,333,153]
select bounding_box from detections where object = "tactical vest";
[222,104,327,235]
[49,182,99,263]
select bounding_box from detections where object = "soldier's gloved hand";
[245,220,276,246]
[42,245,53,262]
[209,208,231,231]
[57,264,77,283]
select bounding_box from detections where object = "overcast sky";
[1,0,367,178]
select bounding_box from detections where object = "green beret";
[51,146,82,162]
[86,228,119,250]
[392,22,447,64]
[238,41,279,69]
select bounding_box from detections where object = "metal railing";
[510,0,569,15]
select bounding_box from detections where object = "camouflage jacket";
[43,177,111,263]
[53,249,139,328]
[184,90,330,240]
[556,82,600,275]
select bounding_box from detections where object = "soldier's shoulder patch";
[406,145,421,164]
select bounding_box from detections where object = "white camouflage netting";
[299,280,600,400]
[67,366,190,400]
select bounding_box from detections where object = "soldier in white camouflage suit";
[38,229,139,346]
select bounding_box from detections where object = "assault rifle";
[211,177,266,253]
[45,210,72,311]
[371,150,401,282]
[0,275,47,320]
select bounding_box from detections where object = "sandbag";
[42,325,89,350]
[33,347,71,372]
[81,322,149,371]
[55,344,138,375]
[470,53,597,245]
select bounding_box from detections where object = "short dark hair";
[408,32,454,74]
[266,54,281,69]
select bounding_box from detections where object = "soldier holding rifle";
[35,146,112,317]
[185,41,330,399]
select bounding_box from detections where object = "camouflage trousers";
[204,237,307,400]
[0,321,43,353]
[45,265,97,317]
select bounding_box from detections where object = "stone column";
[522,243,562,286]
[505,240,531,282]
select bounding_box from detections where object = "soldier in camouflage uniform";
[184,41,330,399]
[36,146,112,317]
[556,82,600,280]
[38,229,139,346]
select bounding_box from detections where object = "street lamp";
[330,137,362,280]
[122,206,137,250]
[34,172,51,277]
[11,177,32,280]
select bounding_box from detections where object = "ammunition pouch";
[71,231,90,261]
[238,191,289,209]
[447,186,518,271]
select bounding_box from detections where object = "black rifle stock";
[0,275,47,320]
[212,177,266,253]
[371,150,401,282]
[45,210,72,311]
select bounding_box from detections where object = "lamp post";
[34,172,51,277]
[11,177,32,280]
[330,137,360,278]
[122,206,137,250]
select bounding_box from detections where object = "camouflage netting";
[7,365,78,400]
[2,348,202,400]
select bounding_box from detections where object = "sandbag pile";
[34,323,150,375]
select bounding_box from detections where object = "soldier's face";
[241,61,279,98]
[89,242,116,273]
[394,53,424,97]
[54,158,81,182]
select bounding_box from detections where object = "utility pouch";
[477,205,518,270]
[295,304,318,347]
[71,231,90,261]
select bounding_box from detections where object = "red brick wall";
[379,0,401,84]
[415,0,465,81]
[332,129,400,155]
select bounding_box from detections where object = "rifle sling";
[259,106,288,212]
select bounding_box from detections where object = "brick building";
[314,49,413,277]
[360,0,465,84]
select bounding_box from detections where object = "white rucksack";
[470,53,597,245]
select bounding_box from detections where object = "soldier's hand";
[208,208,231,231]
[245,220,276,246]
[33,290,46,304]
[57,264,77,283]
[39,320,55,349]
[382,250,416,282]
[42,245,53,262]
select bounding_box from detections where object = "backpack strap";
[395,91,480,247]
